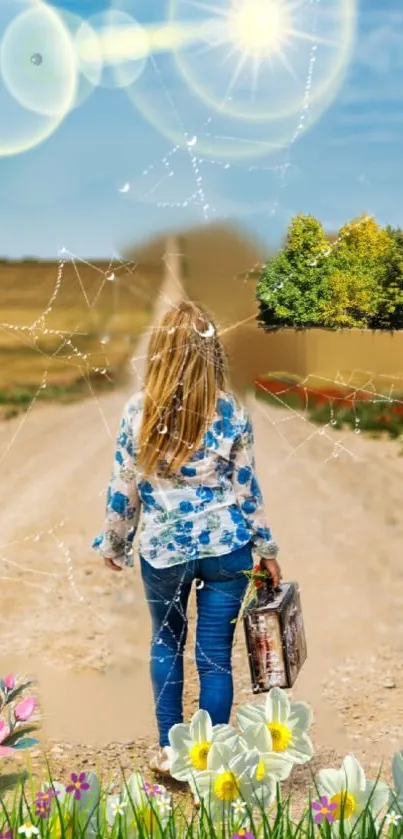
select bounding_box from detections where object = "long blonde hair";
[138,300,228,477]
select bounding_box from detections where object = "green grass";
[0,767,401,839]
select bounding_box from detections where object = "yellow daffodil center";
[267,721,292,752]
[189,741,211,770]
[129,808,157,833]
[142,807,158,832]
[330,791,357,820]
[256,759,266,781]
[214,771,239,801]
[50,816,73,839]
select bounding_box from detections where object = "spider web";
[1,0,403,755]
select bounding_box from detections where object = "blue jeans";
[140,543,253,747]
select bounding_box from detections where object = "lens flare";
[0,1,77,117]
[228,0,291,58]
[76,9,149,90]
[169,0,356,122]
[0,0,77,157]
[58,9,102,110]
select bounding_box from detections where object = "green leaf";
[2,725,39,746]
[5,680,37,705]
[0,771,29,796]
[12,737,40,749]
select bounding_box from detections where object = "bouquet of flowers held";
[0,673,40,796]
[235,563,275,624]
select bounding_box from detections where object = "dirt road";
[1,240,403,799]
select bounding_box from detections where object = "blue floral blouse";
[92,390,279,568]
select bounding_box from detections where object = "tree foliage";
[256,214,332,330]
[257,213,403,331]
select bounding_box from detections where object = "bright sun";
[228,0,291,57]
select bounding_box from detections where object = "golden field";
[0,257,163,417]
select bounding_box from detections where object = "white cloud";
[339,84,403,105]
[329,129,402,147]
[355,23,403,74]
[337,110,403,127]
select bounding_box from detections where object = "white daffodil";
[240,722,294,783]
[237,687,314,765]
[18,824,39,838]
[169,708,239,782]
[189,740,275,822]
[106,795,128,824]
[316,754,389,835]
[385,812,402,827]
[391,751,403,815]
[108,772,172,836]
[156,793,172,818]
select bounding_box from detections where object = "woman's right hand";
[260,557,282,588]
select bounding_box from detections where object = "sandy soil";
[1,241,403,810]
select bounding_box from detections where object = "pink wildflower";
[14,697,36,722]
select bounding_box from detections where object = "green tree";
[368,226,403,330]
[319,214,393,329]
[256,214,331,330]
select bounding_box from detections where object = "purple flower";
[312,796,338,824]
[142,782,164,798]
[0,829,12,839]
[34,787,60,819]
[231,833,255,839]
[65,772,90,800]
[37,788,59,802]
[34,802,50,820]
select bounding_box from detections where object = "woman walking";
[92,300,282,775]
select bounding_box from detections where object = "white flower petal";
[48,782,69,808]
[393,752,403,797]
[75,771,100,814]
[241,722,273,754]
[106,795,120,827]
[231,747,260,781]
[316,767,345,797]
[206,741,228,773]
[365,780,390,816]
[212,724,239,744]
[262,753,293,782]
[190,709,213,744]
[342,755,366,793]
[237,702,266,731]
[125,772,147,808]
[189,769,212,799]
[250,774,276,808]
[170,753,192,782]
[286,731,314,764]
[288,701,313,733]
[265,688,290,723]
[169,723,192,753]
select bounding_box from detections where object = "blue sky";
[0,0,402,258]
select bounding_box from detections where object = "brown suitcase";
[243,576,307,693]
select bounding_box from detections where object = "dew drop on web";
[30,53,43,66]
